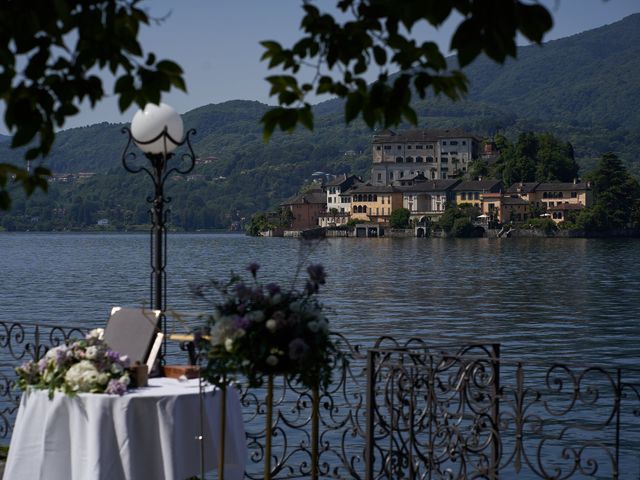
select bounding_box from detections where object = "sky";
[2,0,640,134]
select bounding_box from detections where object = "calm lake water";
[1,232,639,365]
[1,233,639,476]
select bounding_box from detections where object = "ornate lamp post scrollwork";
[121,103,197,362]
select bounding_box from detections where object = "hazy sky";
[3,0,640,134]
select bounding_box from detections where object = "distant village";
[276,128,591,237]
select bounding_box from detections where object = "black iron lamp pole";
[121,124,197,362]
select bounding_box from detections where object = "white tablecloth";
[3,377,247,480]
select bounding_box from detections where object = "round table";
[3,377,247,480]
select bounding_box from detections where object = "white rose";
[266,319,277,332]
[88,328,104,340]
[266,355,278,366]
[111,363,123,375]
[224,338,234,352]
[65,360,100,392]
[85,346,98,360]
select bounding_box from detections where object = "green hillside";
[1,13,639,230]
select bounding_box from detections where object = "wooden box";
[162,365,200,379]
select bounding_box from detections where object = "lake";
[1,233,638,365]
[1,233,639,477]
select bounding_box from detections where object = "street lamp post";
[121,103,196,362]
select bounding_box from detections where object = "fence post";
[614,367,621,480]
[490,343,501,479]
[365,349,376,480]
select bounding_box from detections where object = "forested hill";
[1,13,639,230]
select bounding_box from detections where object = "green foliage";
[0,0,186,210]
[524,217,557,234]
[439,203,480,236]
[451,217,475,237]
[389,208,411,228]
[575,153,640,232]
[261,0,551,138]
[489,132,579,185]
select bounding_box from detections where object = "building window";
[396,157,403,163]
[462,141,467,145]
[376,146,381,150]
[461,193,467,200]
[390,172,394,179]
[407,145,412,149]
[450,140,458,145]
[328,197,332,203]
[377,173,382,181]
[474,192,479,200]
[441,158,448,163]
[406,156,413,163]
[442,141,447,145]
[397,145,402,150]
[427,145,434,149]
[427,156,434,162]
[384,145,391,150]
[400,171,404,178]
[571,192,577,198]
[416,156,423,163]
[416,145,423,150]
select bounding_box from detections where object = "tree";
[576,153,640,232]
[0,0,186,210]
[260,0,552,138]
[389,207,410,228]
[1,0,554,211]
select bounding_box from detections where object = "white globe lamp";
[131,103,184,154]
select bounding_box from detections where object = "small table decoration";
[194,262,337,480]
[16,328,131,398]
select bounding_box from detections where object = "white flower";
[65,360,100,392]
[45,345,65,360]
[85,346,98,360]
[307,321,319,333]
[266,319,277,332]
[111,363,123,375]
[119,374,130,386]
[266,355,278,366]
[224,338,234,352]
[88,328,104,340]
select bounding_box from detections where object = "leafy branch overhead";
[260,0,552,139]
[0,0,186,209]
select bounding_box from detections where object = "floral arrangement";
[194,263,337,390]
[16,328,131,398]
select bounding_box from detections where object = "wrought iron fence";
[0,321,638,479]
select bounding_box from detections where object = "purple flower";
[288,338,309,361]
[37,358,47,373]
[265,283,281,296]
[233,315,250,329]
[105,379,127,395]
[246,262,260,277]
[234,282,250,300]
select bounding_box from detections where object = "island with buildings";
[274,128,593,238]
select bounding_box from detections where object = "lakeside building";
[280,188,326,230]
[346,183,402,224]
[453,179,503,209]
[323,174,362,213]
[370,128,480,185]
[399,179,460,221]
[506,180,592,223]
[481,193,532,224]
